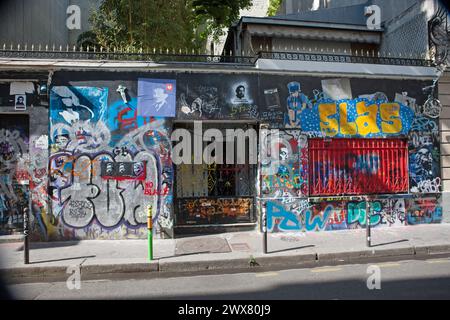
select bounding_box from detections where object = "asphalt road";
[4,258,450,300]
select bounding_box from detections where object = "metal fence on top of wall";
[0,43,435,67]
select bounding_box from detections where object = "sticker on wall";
[321,78,352,101]
[15,95,26,110]
[34,135,48,150]
[138,78,176,117]
[50,86,107,124]
[100,161,146,181]
[395,92,416,111]
[358,92,388,102]
[264,88,281,110]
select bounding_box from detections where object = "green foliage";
[86,0,203,51]
[83,0,254,51]
[192,0,253,41]
[266,0,282,16]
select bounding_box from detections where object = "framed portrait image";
[15,94,26,110]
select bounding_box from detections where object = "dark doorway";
[173,122,258,231]
[0,114,29,235]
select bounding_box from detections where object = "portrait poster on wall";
[138,78,176,117]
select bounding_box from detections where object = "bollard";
[366,200,371,248]
[147,205,153,261]
[263,211,268,254]
[23,207,30,264]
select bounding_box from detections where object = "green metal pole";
[147,206,153,261]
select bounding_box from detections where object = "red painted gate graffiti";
[309,138,408,196]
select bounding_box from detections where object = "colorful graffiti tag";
[46,86,174,240]
[0,117,29,232]
[300,98,415,138]
[16,73,442,240]
[408,117,440,194]
[264,197,432,233]
[260,130,308,198]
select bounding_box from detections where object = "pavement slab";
[0,224,449,280]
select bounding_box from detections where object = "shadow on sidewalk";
[29,255,96,265]
[267,245,315,254]
[370,239,409,247]
[15,241,81,251]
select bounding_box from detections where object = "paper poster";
[138,79,176,117]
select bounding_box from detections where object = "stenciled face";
[106,162,114,175]
[236,86,245,99]
[153,88,167,103]
[55,135,69,149]
[133,162,144,176]
[279,147,289,161]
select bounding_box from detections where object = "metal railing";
[0,44,434,67]
[257,51,433,67]
[0,45,257,65]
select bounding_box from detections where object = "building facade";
[225,0,439,58]
[0,51,446,240]
[0,0,100,47]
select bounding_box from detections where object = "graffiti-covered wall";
[255,75,443,233]
[173,72,443,233]
[29,70,445,240]
[0,79,49,239]
[45,73,175,240]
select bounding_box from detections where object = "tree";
[84,0,203,51]
[266,0,282,17]
[80,0,253,51]
[191,0,252,41]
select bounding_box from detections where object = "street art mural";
[406,198,443,224]
[177,74,259,120]
[44,85,174,240]
[408,117,441,194]
[260,130,308,198]
[256,75,442,233]
[300,98,415,138]
[6,71,442,241]
[285,82,312,128]
[309,138,409,196]
[264,197,438,233]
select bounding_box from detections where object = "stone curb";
[81,262,159,274]
[414,244,450,256]
[0,236,24,244]
[2,244,450,280]
[159,258,251,272]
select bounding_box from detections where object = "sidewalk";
[1,224,450,280]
